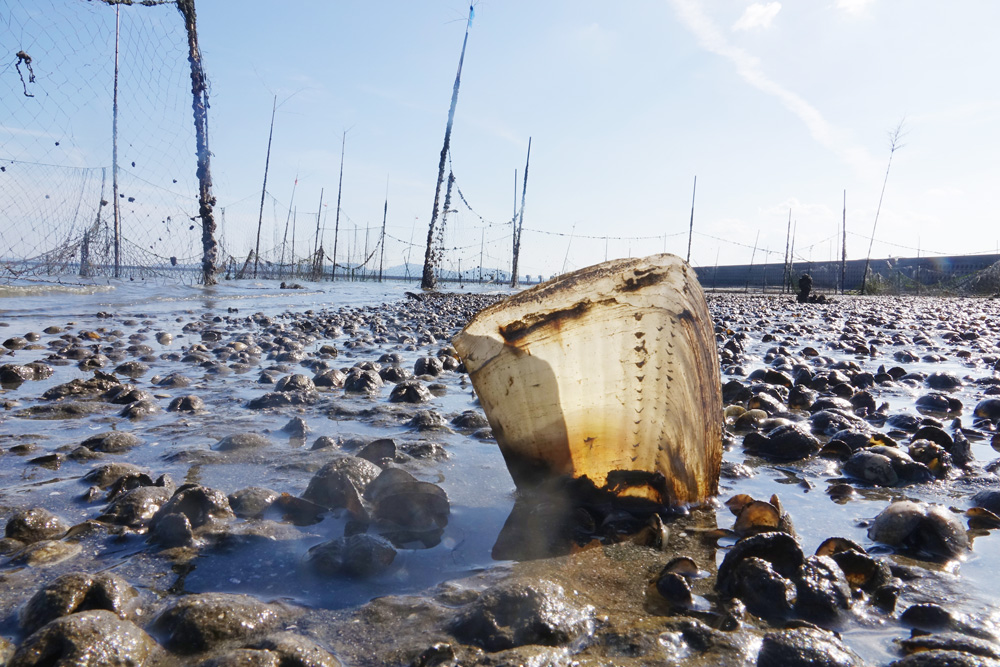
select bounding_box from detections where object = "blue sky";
[5,1,999,278]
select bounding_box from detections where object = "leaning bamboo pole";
[510,138,531,288]
[253,96,277,279]
[176,0,218,286]
[421,5,474,289]
[332,131,346,281]
[112,4,121,278]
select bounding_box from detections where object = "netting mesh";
[1,1,678,286]
[1,0,202,282]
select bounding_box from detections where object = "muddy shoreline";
[1,290,999,666]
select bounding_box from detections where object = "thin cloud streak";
[732,2,781,32]
[669,0,880,178]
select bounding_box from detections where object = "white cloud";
[669,0,880,178]
[836,0,875,14]
[732,2,781,31]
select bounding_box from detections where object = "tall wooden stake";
[510,137,531,288]
[421,5,474,289]
[253,95,277,279]
[510,168,517,279]
[686,175,697,264]
[762,246,769,292]
[279,176,298,276]
[312,188,324,279]
[782,209,792,294]
[331,131,346,280]
[789,222,797,287]
[745,230,760,293]
[438,172,456,283]
[112,4,121,278]
[177,0,218,286]
[379,176,388,283]
[841,190,847,294]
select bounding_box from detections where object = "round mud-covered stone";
[305,534,397,577]
[9,610,157,667]
[247,391,318,409]
[302,456,381,509]
[313,369,347,388]
[215,432,270,452]
[889,649,1000,667]
[897,632,1000,661]
[450,579,595,652]
[717,531,805,598]
[153,593,285,653]
[20,572,140,635]
[168,394,205,412]
[80,431,141,454]
[5,508,70,544]
[247,633,341,667]
[343,369,383,394]
[229,487,280,518]
[744,425,820,461]
[388,380,433,404]
[151,484,235,529]
[98,486,173,527]
[414,356,444,377]
[843,450,899,487]
[82,462,150,489]
[451,410,489,430]
[118,398,160,419]
[756,626,864,667]
[974,398,1000,421]
[793,555,852,624]
[728,557,795,620]
[275,373,316,393]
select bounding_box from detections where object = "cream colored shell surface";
[453,253,722,506]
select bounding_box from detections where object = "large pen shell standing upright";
[453,254,722,506]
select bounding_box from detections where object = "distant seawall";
[694,253,1000,292]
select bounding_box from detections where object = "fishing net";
[1,0,203,283]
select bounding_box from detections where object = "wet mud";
[0,290,999,666]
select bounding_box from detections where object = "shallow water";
[0,279,516,610]
[1,281,999,665]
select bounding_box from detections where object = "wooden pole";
[379,177,388,283]
[686,175,697,264]
[176,0,219,286]
[421,5,474,289]
[762,246,769,292]
[789,222,797,289]
[511,137,531,288]
[782,209,792,294]
[312,188,324,279]
[253,95,277,279]
[712,247,719,290]
[841,190,847,294]
[745,230,759,293]
[112,4,121,278]
[363,225,370,281]
[332,131,346,280]
[279,176,297,277]
[438,172,456,283]
[510,168,517,281]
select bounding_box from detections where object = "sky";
[4,1,1000,279]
